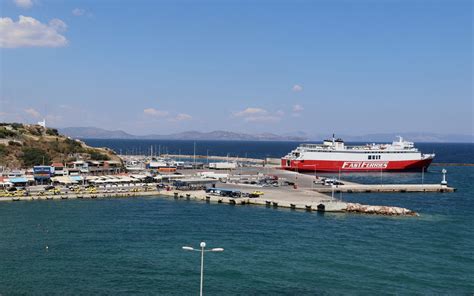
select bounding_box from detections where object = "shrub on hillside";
[21,147,50,167]
[8,141,22,146]
[46,128,59,136]
[0,144,7,157]
[89,151,110,161]
[0,128,17,138]
[64,138,85,153]
[29,128,42,136]
[11,123,23,129]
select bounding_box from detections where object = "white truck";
[208,162,237,170]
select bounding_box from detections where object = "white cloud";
[0,16,68,48]
[292,84,303,92]
[72,8,86,16]
[234,107,267,117]
[293,104,304,112]
[234,107,282,123]
[174,113,192,121]
[143,108,169,117]
[13,0,33,9]
[292,104,304,117]
[25,108,40,118]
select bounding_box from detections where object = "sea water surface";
[0,141,473,294]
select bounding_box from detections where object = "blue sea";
[0,140,473,295]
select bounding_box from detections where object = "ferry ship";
[281,136,435,172]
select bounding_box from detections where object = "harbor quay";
[0,154,456,216]
[0,182,413,216]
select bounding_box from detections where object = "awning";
[70,176,84,182]
[8,177,28,183]
[116,176,133,182]
[51,176,78,184]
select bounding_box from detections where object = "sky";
[0,0,472,137]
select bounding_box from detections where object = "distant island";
[58,127,474,143]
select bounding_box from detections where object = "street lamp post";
[182,242,224,296]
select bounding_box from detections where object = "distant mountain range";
[58,127,473,143]
[309,133,473,143]
[58,127,308,141]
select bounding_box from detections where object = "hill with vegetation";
[0,123,121,169]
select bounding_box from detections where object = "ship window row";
[368,155,381,160]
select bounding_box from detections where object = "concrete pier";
[0,187,417,216]
[314,184,455,193]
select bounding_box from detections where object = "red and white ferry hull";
[281,158,434,172]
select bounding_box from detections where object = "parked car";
[323,178,344,186]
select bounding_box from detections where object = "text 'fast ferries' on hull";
[281,136,435,172]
